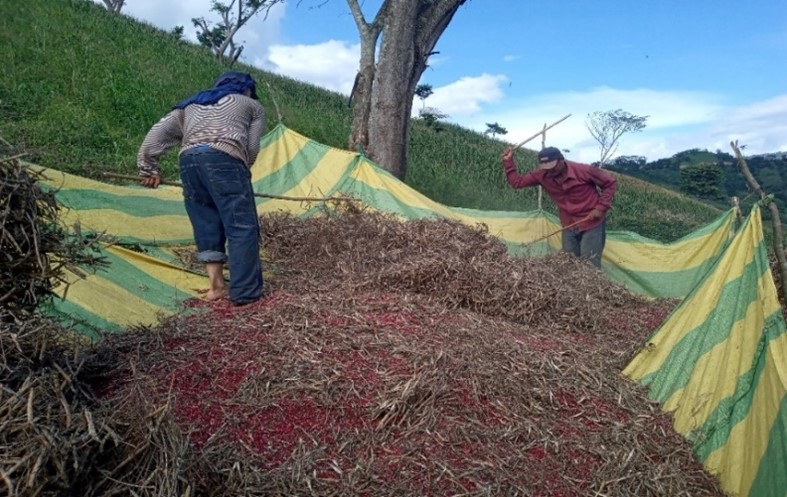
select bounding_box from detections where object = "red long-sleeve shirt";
[504,157,617,232]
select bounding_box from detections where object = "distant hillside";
[1,0,725,242]
[607,149,787,223]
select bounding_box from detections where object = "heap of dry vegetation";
[2,198,728,496]
[0,150,104,313]
[1,153,196,496]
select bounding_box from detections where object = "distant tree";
[192,0,283,66]
[586,109,648,168]
[679,162,725,200]
[613,155,647,166]
[418,106,449,131]
[102,0,125,13]
[414,84,433,111]
[170,25,185,41]
[607,155,646,172]
[346,0,468,179]
[484,122,508,138]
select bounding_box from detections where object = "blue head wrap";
[172,71,259,110]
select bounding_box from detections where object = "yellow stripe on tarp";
[35,167,186,202]
[54,270,175,328]
[624,231,759,380]
[665,277,781,431]
[250,126,308,183]
[704,332,787,497]
[56,209,193,242]
[349,161,563,248]
[105,245,204,296]
[604,213,735,272]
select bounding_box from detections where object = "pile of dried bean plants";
[100,204,725,496]
[1,153,198,497]
[2,195,728,496]
[0,154,105,313]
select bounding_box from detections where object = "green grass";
[1,0,723,242]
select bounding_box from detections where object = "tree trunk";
[367,0,417,179]
[103,0,125,13]
[348,0,466,179]
[346,2,382,154]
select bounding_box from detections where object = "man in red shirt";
[502,146,617,268]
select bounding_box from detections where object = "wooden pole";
[512,113,571,150]
[730,140,787,289]
[101,172,358,203]
[521,217,588,248]
[537,122,547,210]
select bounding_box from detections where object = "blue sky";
[96,0,787,162]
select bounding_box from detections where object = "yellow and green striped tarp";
[34,124,738,330]
[624,204,787,497]
[33,124,785,496]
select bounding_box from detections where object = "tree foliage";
[170,25,185,41]
[586,109,648,168]
[679,163,725,200]
[102,0,125,13]
[414,83,434,105]
[484,122,508,138]
[418,106,449,131]
[192,0,283,67]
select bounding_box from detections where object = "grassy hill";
[1,0,724,242]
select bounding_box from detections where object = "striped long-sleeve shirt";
[137,93,265,176]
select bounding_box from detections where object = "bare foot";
[204,288,229,301]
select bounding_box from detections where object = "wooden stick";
[101,172,358,202]
[521,217,588,248]
[0,152,30,163]
[512,114,572,150]
[730,140,787,287]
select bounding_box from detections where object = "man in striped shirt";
[138,71,265,306]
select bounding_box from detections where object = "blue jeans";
[562,219,606,268]
[179,146,263,304]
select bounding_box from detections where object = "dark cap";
[538,147,564,163]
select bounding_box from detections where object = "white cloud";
[259,42,509,120]
[421,74,509,118]
[705,95,787,153]
[259,40,359,94]
[449,86,787,163]
[608,94,787,161]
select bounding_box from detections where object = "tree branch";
[730,140,787,291]
[102,0,125,13]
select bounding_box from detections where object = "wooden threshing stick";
[512,114,572,150]
[102,172,358,203]
[521,217,589,248]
